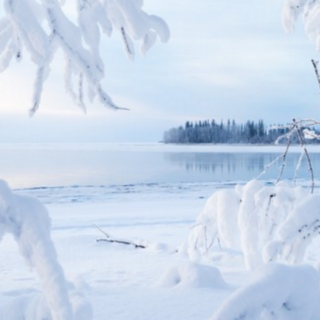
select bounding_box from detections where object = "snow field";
[3,178,320,319]
[0,187,235,319]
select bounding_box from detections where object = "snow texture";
[264,193,320,264]
[0,0,170,113]
[237,179,264,270]
[156,261,228,289]
[186,179,310,270]
[185,187,242,260]
[0,179,91,320]
[2,163,320,320]
[211,263,320,320]
[282,0,320,52]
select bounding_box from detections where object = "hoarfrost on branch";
[0,0,170,114]
[283,0,320,50]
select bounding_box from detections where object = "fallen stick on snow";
[94,223,147,249]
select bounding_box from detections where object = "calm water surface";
[1,143,320,189]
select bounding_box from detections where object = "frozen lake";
[0,143,320,191]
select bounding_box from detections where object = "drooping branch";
[0,0,170,113]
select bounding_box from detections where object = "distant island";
[163,119,320,144]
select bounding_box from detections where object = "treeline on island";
[162,119,320,144]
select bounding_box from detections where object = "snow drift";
[211,263,320,320]
[156,261,228,289]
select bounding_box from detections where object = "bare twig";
[256,153,286,180]
[94,223,110,239]
[94,224,147,249]
[96,238,146,249]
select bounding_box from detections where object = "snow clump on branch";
[184,180,314,270]
[0,0,170,114]
[282,0,320,51]
[0,179,92,320]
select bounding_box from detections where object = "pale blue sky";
[0,0,319,143]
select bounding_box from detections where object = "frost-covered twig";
[255,125,294,181]
[293,119,315,193]
[276,130,292,183]
[258,119,317,192]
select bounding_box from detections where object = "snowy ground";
[2,178,320,319]
[0,182,242,320]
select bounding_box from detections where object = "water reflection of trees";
[164,152,319,179]
[165,153,271,174]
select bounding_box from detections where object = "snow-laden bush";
[211,263,320,320]
[264,193,320,264]
[237,179,265,269]
[0,179,91,320]
[185,187,242,258]
[185,180,308,269]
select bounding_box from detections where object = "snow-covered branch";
[283,0,320,46]
[0,0,170,114]
[0,179,86,320]
[263,119,319,192]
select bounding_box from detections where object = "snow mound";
[146,241,172,253]
[156,262,228,289]
[0,287,92,320]
[211,263,320,320]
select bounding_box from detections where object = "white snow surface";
[1,180,231,320]
[211,263,320,320]
[0,180,92,320]
[2,174,320,319]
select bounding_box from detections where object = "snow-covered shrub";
[0,0,170,113]
[211,263,320,320]
[264,193,320,264]
[255,181,305,245]
[156,261,228,289]
[185,187,242,259]
[0,179,91,320]
[186,180,308,269]
[237,179,264,270]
